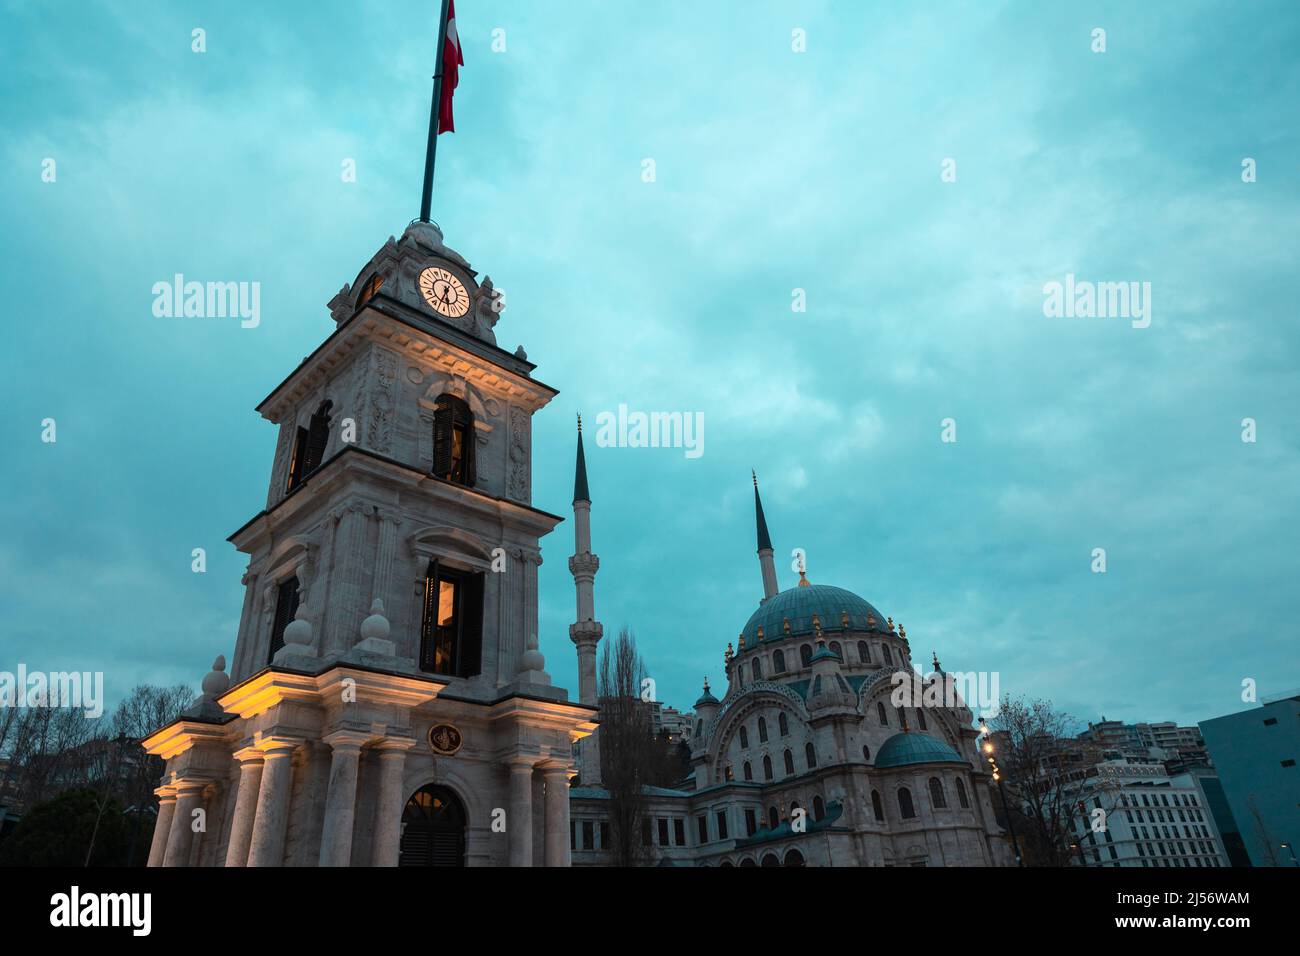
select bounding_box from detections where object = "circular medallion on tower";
[428,722,464,756]
[419,265,470,318]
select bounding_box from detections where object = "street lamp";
[979,720,1022,867]
[1282,842,1299,867]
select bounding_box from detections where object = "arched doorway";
[399,784,467,866]
[783,848,805,867]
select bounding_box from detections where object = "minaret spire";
[569,414,603,706]
[753,471,780,602]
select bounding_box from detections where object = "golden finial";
[797,569,811,588]
[725,642,733,662]
[703,676,711,693]
[887,617,895,632]
[756,626,764,641]
[899,624,906,639]
[841,611,850,629]
[812,613,822,637]
[783,617,792,635]
[868,614,876,629]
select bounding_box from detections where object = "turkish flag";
[438,0,464,134]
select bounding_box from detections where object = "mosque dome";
[873,732,965,769]
[740,582,888,646]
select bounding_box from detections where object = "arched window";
[268,575,300,663]
[800,644,813,667]
[432,394,475,486]
[862,744,871,761]
[399,784,467,866]
[898,787,916,819]
[778,712,789,737]
[929,777,947,809]
[738,725,749,749]
[829,641,842,659]
[877,701,889,726]
[739,857,757,867]
[355,272,385,309]
[742,761,752,781]
[784,848,805,867]
[872,789,885,822]
[287,400,333,492]
[773,649,786,673]
[783,749,795,775]
[882,644,893,665]
[813,795,826,821]
[956,777,970,809]
[858,640,870,663]
[419,559,485,677]
[762,755,773,780]
[899,707,910,732]
[805,741,817,769]
[917,708,928,731]
[761,852,780,867]
[757,717,768,743]
[767,807,779,830]
[694,719,702,737]
[752,658,762,681]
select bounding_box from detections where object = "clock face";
[418,266,470,319]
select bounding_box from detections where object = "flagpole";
[419,0,453,223]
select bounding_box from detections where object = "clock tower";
[143,220,597,867]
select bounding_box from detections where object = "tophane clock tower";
[143,220,596,868]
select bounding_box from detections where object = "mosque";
[139,217,1013,867]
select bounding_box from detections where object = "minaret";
[568,415,603,706]
[753,471,780,602]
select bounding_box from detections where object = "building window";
[355,272,385,309]
[418,559,485,677]
[674,818,685,846]
[582,820,594,850]
[872,789,885,822]
[752,658,762,681]
[829,641,842,659]
[268,576,300,663]
[716,811,728,840]
[767,806,779,830]
[929,777,947,809]
[1282,759,1296,768]
[783,749,795,776]
[778,712,790,737]
[600,822,610,849]
[877,701,889,726]
[773,649,786,673]
[882,644,893,665]
[697,815,708,844]
[570,821,576,850]
[955,776,970,809]
[763,755,773,780]
[917,708,928,731]
[657,818,669,846]
[745,809,757,836]
[858,640,870,663]
[813,795,826,821]
[862,744,871,761]
[758,717,768,743]
[805,741,817,769]
[800,644,812,667]
[432,394,476,486]
[286,400,333,492]
[738,725,749,749]
[898,787,915,819]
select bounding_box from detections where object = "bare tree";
[986,694,1120,866]
[597,628,655,866]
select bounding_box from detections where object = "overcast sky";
[3,0,1298,729]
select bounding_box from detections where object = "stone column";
[162,779,206,867]
[542,766,571,867]
[324,502,369,657]
[318,731,369,867]
[247,738,298,867]
[371,738,415,866]
[508,760,535,867]
[224,748,265,867]
[147,786,177,868]
[372,511,401,607]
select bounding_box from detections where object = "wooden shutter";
[462,421,476,487]
[303,404,331,474]
[418,560,439,672]
[286,427,310,492]
[457,571,484,678]
[268,577,299,663]
[432,403,453,477]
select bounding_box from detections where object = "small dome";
[873,732,965,769]
[694,682,719,709]
[741,584,887,646]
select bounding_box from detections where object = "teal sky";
[2,0,1298,729]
